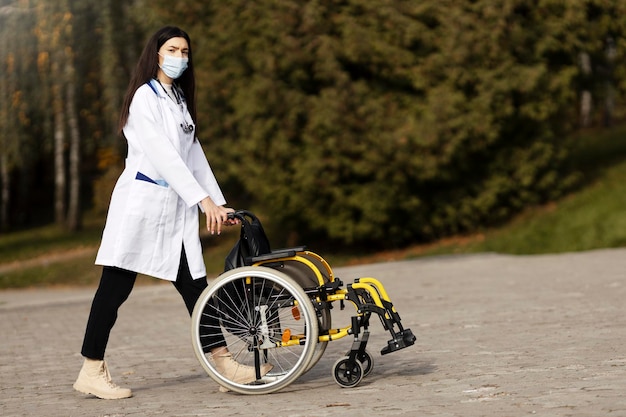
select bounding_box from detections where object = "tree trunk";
[66,47,81,231]
[0,13,9,232]
[53,77,66,226]
[101,0,122,136]
[0,56,7,232]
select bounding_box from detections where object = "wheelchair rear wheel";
[306,306,331,372]
[269,258,331,373]
[191,266,319,394]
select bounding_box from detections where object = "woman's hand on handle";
[200,197,238,235]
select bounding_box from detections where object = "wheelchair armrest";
[273,246,307,253]
[246,246,306,264]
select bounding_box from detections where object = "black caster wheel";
[332,357,364,388]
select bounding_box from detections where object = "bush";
[159,0,626,247]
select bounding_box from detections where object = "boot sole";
[73,381,132,400]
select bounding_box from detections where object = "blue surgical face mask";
[158,53,188,79]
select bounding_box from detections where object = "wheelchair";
[190,210,416,394]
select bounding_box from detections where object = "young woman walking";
[73,26,271,400]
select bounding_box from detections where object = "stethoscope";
[155,79,195,134]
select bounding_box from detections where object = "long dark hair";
[117,26,196,135]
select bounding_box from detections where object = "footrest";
[381,329,416,355]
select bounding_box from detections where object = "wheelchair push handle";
[227,209,258,223]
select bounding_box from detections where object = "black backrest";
[223,211,271,272]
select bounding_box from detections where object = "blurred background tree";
[0,0,625,249]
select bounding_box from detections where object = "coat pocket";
[125,176,171,221]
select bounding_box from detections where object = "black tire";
[332,357,364,388]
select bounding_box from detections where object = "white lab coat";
[95,80,226,281]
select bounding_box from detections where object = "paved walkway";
[1,248,625,417]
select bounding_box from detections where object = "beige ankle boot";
[73,358,132,399]
[213,353,273,386]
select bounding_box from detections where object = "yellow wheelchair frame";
[191,212,415,394]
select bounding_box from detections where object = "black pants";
[80,248,225,360]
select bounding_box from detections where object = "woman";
[73,26,271,400]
